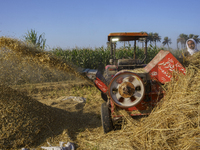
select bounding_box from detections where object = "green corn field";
[51,45,181,70]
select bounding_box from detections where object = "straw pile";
[0,50,78,86]
[77,52,200,150]
[0,37,93,85]
[1,36,200,149]
[0,37,90,149]
[0,84,71,149]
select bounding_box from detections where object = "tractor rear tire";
[101,102,114,133]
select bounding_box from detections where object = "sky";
[0,0,199,50]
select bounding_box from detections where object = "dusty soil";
[11,80,104,149]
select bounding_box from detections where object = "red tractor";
[83,32,186,133]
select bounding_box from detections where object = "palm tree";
[189,34,194,38]
[162,37,172,49]
[177,33,188,49]
[147,32,154,46]
[188,34,200,45]
[153,33,161,47]
[193,35,200,45]
[24,29,46,49]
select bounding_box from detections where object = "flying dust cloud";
[0,37,93,85]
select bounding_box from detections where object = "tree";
[188,34,200,45]
[162,37,172,49]
[177,33,200,49]
[177,33,188,49]
[189,34,194,39]
[147,32,154,45]
[153,33,161,47]
[193,35,200,45]
[24,29,46,49]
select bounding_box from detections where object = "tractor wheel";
[108,71,145,108]
[101,102,114,133]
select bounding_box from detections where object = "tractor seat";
[118,59,142,65]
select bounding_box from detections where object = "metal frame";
[108,32,148,65]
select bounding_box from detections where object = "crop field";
[51,45,182,70]
[0,37,200,150]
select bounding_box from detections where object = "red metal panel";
[144,50,186,84]
[94,77,108,93]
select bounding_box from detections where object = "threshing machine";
[83,32,186,133]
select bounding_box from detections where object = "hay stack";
[0,50,77,85]
[0,37,93,85]
[128,66,200,149]
[0,85,69,149]
[78,52,200,150]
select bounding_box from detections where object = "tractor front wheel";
[101,102,114,133]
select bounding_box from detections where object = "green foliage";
[24,29,46,49]
[177,33,188,49]
[51,45,163,70]
[162,37,172,48]
[52,46,110,69]
[145,45,161,63]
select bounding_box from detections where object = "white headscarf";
[186,38,199,55]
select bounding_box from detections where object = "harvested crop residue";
[77,52,200,150]
[0,37,93,85]
[0,37,102,149]
[0,84,69,149]
[1,36,200,150]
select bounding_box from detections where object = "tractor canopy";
[107,32,148,67]
[108,32,148,42]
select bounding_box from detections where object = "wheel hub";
[118,82,135,98]
[108,71,145,108]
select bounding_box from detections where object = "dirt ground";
[12,80,105,149]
